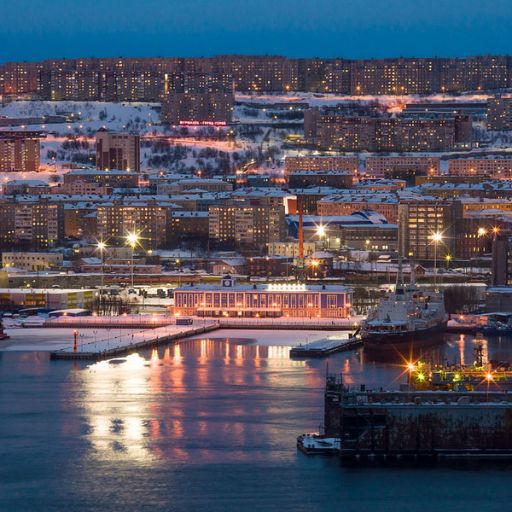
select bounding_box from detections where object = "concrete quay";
[45,315,362,362]
[216,316,362,331]
[50,321,219,361]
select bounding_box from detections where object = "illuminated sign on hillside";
[178,120,227,127]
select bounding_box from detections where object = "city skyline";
[1,0,512,61]
[5,3,512,510]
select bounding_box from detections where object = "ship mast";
[295,201,306,282]
[396,256,404,293]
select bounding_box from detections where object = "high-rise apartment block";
[284,156,359,175]
[96,129,140,172]
[448,158,512,178]
[161,73,234,125]
[305,109,473,152]
[0,199,63,249]
[0,62,39,95]
[398,199,459,260]
[96,200,172,249]
[209,201,286,251]
[2,55,512,100]
[364,156,441,178]
[0,131,41,173]
[487,96,512,130]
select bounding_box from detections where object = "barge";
[290,333,361,358]
[320,361,512,463]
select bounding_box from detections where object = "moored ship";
[361,264,448,359]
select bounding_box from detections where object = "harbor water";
[1,331,511,511]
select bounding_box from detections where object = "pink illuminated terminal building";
[173,276,352,318]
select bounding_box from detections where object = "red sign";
[178,120,227,127]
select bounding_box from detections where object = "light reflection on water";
[76,340,313,467]
[1,333,512,511]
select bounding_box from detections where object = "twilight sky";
[1,0,512,61]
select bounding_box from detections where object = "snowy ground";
[0,313,360,351]
[0,100,262,176]
[0,95,511,184]
[0,319,217,352]
[236,91,503,111]
[215,316,362,329]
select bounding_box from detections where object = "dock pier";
[50,323,219,361]
[290,336,362,357]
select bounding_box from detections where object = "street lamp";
[430,231,443,289]
[126,232,140,288]
[96,240,107,289]
[445,254,452,269]
[316,223,327,249]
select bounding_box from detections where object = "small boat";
[296,433,341,454]
[481,312,512,336]
[0,319,9,340]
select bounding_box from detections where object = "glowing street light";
[126,232,139,249]
[431,232,443,244]
[96,240,107,288]
[430,231,443,289]
[477,227,487,237]
[125,232,140,287]
[316,223,328,249]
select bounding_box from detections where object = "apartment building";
[96,129,140,172]
[288,171,353,189]
[398,199,458,260]
[448,158,512,178]
[161,73,234,125]
[208,201,286,251]
[487,96,512,130]
[305,109,472,152]
[284,156,359,175]
[317,192,400,223]
[96,200,172,248]
[0,131,41,173]
[63,168,140,188]
[364,156,441,178]
[2,55,507,99]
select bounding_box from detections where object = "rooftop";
[175,281,350,293]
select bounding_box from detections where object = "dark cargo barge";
[323,372,512,463]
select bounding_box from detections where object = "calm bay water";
[1,332,512,511]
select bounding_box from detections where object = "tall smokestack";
[298,202,304,260]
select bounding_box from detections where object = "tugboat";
[361,261,448,359]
